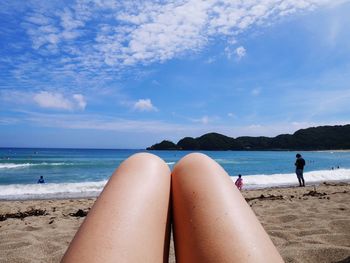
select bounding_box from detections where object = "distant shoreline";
[147,124,350,151]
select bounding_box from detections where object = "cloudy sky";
[1,0,350,148]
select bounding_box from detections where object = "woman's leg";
[171,153,283,263]
[62,153,171,263]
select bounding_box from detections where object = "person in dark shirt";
[37,176,45,184]
[295,153,305,187]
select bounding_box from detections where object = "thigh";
[62,153,171,263]
[171,153,283,263]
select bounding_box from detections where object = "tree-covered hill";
[146,124,350,150]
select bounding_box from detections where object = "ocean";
[1,148,350,200]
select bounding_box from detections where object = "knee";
[127,152,166,165]
[172,153,220,181]
[114,152,171,179]
[171,153,231,203]
[173,153,211,170]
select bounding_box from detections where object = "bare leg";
[171,153,283,263]
[62,153,171,263]
[298,177,302,187]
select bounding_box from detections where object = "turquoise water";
[0,148,349,199]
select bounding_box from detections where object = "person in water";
[235,174,243,190]
[62,153,283,263]
[295,153,306,187]
[37,176,45,184]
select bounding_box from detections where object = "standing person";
[295,153,305,187]
[235,174,243,190]
[37,176,45,184]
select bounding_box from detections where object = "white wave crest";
[1,169,349,200]
[215,159,242,164]
[0,163,34,169]
[233,168,350,189]
[0,180,107,200]
[0,162,73,169]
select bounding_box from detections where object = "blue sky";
[1,0,350,148]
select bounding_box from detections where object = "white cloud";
[133,99,157,112]
[17,111,191,134]
[225,45,246,60]
[73,94,87,110]
[228,112,235,118]
[26,13,52,26]
[34,92,71,109]
[235,46,246,59]
[60,8,84,31]
[20,0,338,71]
[33,91,86,110]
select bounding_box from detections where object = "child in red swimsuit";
[235,174,243,191]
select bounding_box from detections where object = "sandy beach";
[0,182,349,263]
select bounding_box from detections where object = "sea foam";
[0,169,349,200]
[0,180,107,200]
[0,163,35,169]
[0,162,73,169]
[237,168,350,189]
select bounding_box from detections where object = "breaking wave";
[0,162,74,169]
